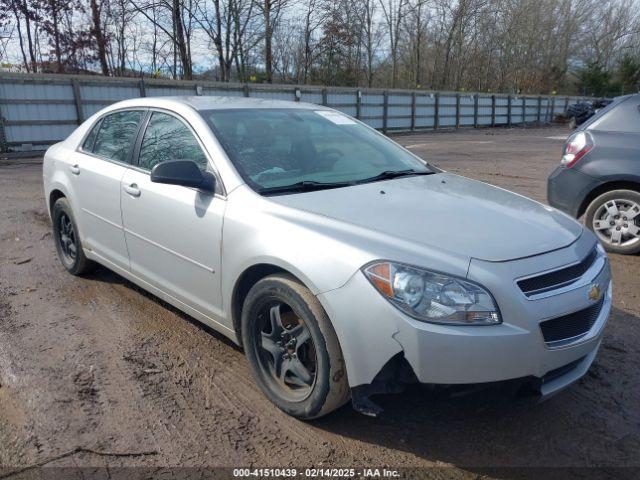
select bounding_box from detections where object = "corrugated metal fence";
[0,72,591,154]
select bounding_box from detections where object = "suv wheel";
[52,198,94,275]
[241,274,350,419]
[585,189,640,255]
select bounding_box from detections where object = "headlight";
[363,261,501,325]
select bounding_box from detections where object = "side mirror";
[150,160,216,192]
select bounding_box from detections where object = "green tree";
[618,55,640,94]
[576,61,612,96]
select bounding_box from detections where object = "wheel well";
[49,189,66,215]
[231,264,290,346]
[578,181,640,218]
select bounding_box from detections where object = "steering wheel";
[315,148,344,170]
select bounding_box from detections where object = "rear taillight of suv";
[561,131,593,168]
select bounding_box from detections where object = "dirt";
[0,126,638,478]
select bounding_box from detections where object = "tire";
[241,273,350,419]
[584,189,640,255]
[568,116,577,129]
[52,197,94,275]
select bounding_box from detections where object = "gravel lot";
[0,126,638,478]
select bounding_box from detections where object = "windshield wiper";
[258,169,434,194]
[258,180,354,195]
[356,169,435,184]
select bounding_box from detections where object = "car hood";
[267,172,582,262]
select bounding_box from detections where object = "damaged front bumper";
[317,237,612,416]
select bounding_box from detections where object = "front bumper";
[318,231,611,397]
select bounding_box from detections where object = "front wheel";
[241,274,350,419]
[585,189,640,255]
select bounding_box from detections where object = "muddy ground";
[0,126,638,479]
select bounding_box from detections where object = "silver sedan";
[43,96,612,418]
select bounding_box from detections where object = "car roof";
[116,95,328,111]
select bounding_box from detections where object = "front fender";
[220,191,367,325]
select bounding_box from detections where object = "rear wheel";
[241,274,350,419]
[52,198,93,275]
[585,189,640,255]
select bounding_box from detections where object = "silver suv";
[43,97,612,418]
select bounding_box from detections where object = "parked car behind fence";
[562,99,613,129]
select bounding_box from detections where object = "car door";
[72,109,145,270]
[120,110,226,320]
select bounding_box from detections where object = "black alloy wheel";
[254,300,317,401]
[241,274,350,419]
[52,197,93,275]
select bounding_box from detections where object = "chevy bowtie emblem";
[588,284,602,302]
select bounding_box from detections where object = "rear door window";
[82,120,101,151]
[588,97,640,133]
[91,110,145,162]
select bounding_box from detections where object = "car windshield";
[201,108,434,194]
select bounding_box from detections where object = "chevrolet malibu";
[43,97,612,419]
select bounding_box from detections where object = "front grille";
[540,297,604,345]
[518,248,598,296]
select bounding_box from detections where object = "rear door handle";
[124,184,141,197]
[69,164,80,175]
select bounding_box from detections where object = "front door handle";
[69,164,80,175]
[124,184,141,197]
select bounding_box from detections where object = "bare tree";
[192,0,255,81]
[129,0,193,78]
[299,0,321,83]
[89,0,109,74]
[3,0,38,70]
[404,0,429,87]
[2,0,640,94]
[357,0,382,87]
[379,0,408,87]
[253,0,288,82]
